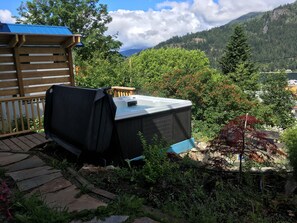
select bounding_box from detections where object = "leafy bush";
[282,125,297,179]
[260,72,296,128]
[127,48,210,89]
[137,136,178,184]
[75,52,130,88]
[149,68,253,137]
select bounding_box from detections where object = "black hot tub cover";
[44,85,117,156]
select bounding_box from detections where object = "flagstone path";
[0,133,159,223]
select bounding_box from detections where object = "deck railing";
[111,86,136,97]
[0,95,45,138]
[0,86,135,138]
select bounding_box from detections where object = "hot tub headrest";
[44,85,117,156]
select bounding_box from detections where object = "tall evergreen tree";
[219,25,258,98]
[220,26,251,74]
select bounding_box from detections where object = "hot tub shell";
[114,95,192,159]
[44,85,192,161]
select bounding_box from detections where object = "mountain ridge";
[155,1,297,71]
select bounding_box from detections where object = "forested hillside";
[156,1,297,71]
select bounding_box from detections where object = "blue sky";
[0,0,295,50]
[3,0,219,15]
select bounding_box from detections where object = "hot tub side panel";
[116,106,191,159]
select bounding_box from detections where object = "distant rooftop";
[0,23,73,35]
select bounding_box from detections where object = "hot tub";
[113,95,192,159]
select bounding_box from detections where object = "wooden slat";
[36,102,42,129]
[0,104,5,134]
[17,135,36,149]
[2,139,22,151]
[31,133,47,144]
[18,100,25,131]
[0,73,17,80]
[0,80,18,88]
[29,98,36,129]
[22,70,70,78]
[20,63,69,70]
[24,134,43,145]
[24,85,52,94]
[0,88,19,97]
[0,129,33,138]
[24,100,30,130]
[25,35,67,45]
[10,137,30,151]
[0,48,13,54]
[0,95,45,103]
[0,64,15,71]
[19,55,68,63]
[0,140,10,151]
[5,102,11,133]
[0,56,14,63]
[18,47,65,54]
[12,101,18,132]
[23,77,70,86]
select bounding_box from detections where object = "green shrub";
[282,125,297,179]
[138,135,178,184]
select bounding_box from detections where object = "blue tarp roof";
[0,23,73,35]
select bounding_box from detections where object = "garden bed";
[40,141,297,223]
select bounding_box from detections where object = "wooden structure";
[111,86,136,97]
[0,29,136,138]
[0,132,49,152]
[0,31,80,138]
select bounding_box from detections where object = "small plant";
[13,194,71,223]
[138,135,178,184]
[109,194,144,217]
[0,179,12,222]
[282,125,297,179]
[50,159,70,172]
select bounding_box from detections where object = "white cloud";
[192,0,296,26]
[106,0,296,50]
[0,10,16,23]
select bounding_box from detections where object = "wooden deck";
[0,133,50,152]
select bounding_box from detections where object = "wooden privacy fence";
[0,32,136,138]
[0,34,79,97]
[0,32,79,138]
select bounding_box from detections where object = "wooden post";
[66,47,75,86]
[11,35,26,97]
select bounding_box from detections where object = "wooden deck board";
[2,139,23,151]
[0,133,51,152]
[0,140,11,151]
[24,134,43,145]
[10,137,31,151]
[16,136,36,149]
[32,133,48,144]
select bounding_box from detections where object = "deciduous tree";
[207,115,284,181]
[260,72,295,128]
[128,48,210,89]
[16,0,121,60]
